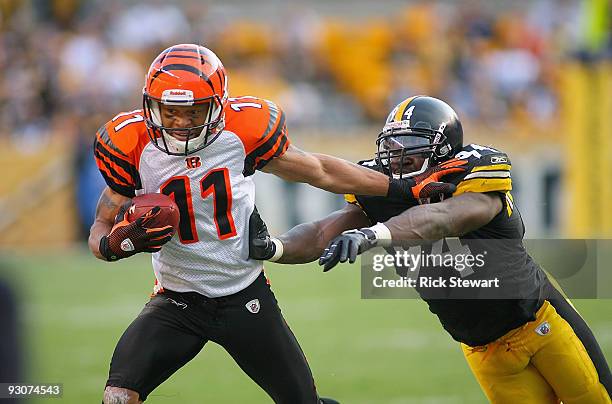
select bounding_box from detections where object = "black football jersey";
[346,144,546,346]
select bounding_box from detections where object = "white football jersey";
[94,97,289,297]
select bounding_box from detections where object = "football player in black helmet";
[250,96,612,403]
[376,95,463,179]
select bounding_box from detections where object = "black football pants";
[106,273,319,402]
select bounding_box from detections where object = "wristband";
[368,222,392,246]
[268,238,284,262]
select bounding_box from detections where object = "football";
[127,193,180,231]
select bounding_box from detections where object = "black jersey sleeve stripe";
[94,139,142,189]
[98,169,136,197]
[94,149,134,187]
[253,134,289,171]
[94,144,138,187]
[243,110,287,176]
[260,101,279,140]
[271,133,289,158]
[251,110,286,157]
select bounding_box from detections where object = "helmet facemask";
[143,90,224,156]
[376,125,452,179]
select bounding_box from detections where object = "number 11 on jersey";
[160,168,237,243]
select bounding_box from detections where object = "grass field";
[2,249,611,403]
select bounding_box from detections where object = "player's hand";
[388,158,468,204]
[113,200,133,224]
[319,228,378,272]
[411,158,469,201]
[248,207,277,260]
[99,206,174,261]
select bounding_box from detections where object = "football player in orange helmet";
[90,45,454,404]
[142,45,229,155]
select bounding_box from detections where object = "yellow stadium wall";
[561,62,612,237]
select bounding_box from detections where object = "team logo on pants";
[535,321,551,336]
[245,299,260,314]
[166,298,187,310]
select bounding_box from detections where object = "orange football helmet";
[143,44,229,155]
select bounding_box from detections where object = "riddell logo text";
[169,91,187,95]
[186,156,201,169]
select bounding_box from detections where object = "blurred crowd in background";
[0,0,610,242]
[2,0,609,138]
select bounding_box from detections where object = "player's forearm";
[263,146,392,196]
[276,222,327,264]
[384,203,453,242]
[275,206,371,264]
[383,193,502,242]
[88,220,113,260]
[88,187,131,261]
[310,153,389,195]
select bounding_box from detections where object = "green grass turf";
[1,249,611,403]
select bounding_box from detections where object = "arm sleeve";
[93,123,142,197]
[243,101,291,176]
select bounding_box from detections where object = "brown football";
[127,193,180,232]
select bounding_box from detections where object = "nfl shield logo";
[246,299,260,314]
[535,321,551,336]
[120,238,135,252]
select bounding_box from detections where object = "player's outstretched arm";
[263,145,460,202]
[262,144,392,196]
[89,187,131,260]
[249,204,370,264]
[319,192,503,271]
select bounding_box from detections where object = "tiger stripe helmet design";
[143,44,229,155]
[376,96,463,178]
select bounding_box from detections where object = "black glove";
[248,206,277,260]
[99,206,174,261]
[318,228,378,272]
[387,158,468,204]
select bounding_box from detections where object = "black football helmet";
[376,96,463,178]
